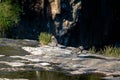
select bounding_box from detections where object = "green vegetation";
[89,46,96,54]
[89,46,120,57]
[0,0,22,37]
[38,32,52,45]
[99,46,120,57]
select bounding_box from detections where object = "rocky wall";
[9,0,120,48]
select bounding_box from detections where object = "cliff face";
[79,0,120,48]
[48,0,82,46]
[10,0,120,48]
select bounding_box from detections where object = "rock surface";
[0,39,120,80]
[21,46,120,76]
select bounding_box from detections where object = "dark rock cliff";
[9,0,120,48]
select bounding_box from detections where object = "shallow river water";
[0,70,105,80]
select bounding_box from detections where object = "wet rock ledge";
[0,38,120,80]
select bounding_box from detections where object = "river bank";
[0,38,120,80]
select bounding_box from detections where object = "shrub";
[38,32,52,45]
[0,0,22,37]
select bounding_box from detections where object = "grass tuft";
[38,32,52,45]
[99,46,120,57]
[89,46,120,57]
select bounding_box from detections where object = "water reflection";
[0,70,105,80]
[36,71,40,80]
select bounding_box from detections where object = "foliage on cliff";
[0,0,22,37]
